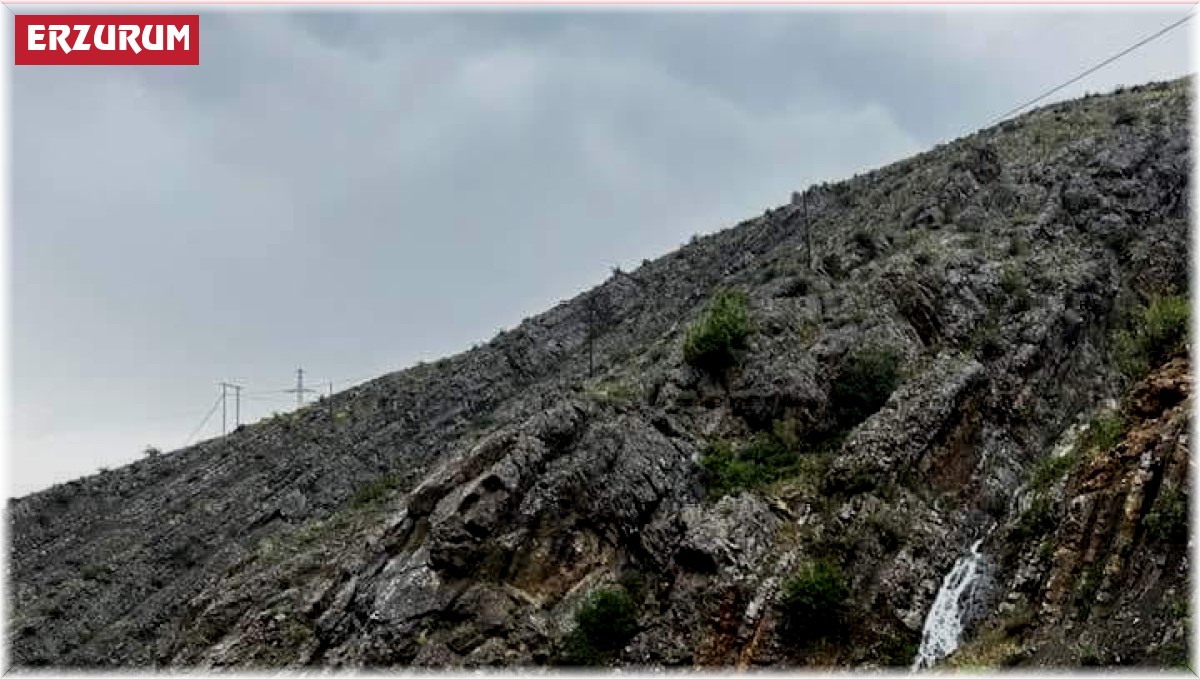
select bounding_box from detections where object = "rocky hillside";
[8,77,1192,670]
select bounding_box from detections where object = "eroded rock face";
[951,356,1191,669]
[825,353,987,494]
[643,493,782,576]
[8,78,1192,670]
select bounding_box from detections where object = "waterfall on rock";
[911,538,989,671]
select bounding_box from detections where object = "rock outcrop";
[8,78,1192,670]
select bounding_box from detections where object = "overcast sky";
[9,7,1193,497]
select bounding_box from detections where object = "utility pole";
[791,190,815,271]
[803,190,814,271]
[582,292,610,378]
[587,302,596,377]
[219,382,242,434]
[285,368,314,409]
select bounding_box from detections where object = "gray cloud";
[11,8,1192,496]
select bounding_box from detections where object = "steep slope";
[949,354,1190,669]
[8,77,1191,669]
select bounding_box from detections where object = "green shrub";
[700,413,845,499]
[779,560,850,636]
[700,436,793,499]
[1145,487,1188,544]
[1077,641,1104,667]
[772,417,801,451]
[701,441,757,498]
[1115,294,1189,380]
[1159,642,1190,669]
[561,588,639,666]
[740,433,800,474]
[830,346,904,430]
[876,628,920,666]
[1010,496,1057,545]
[1141,294,1190,359]
[1171,597,1189,621]
[1038,541,1055,560]
[1030,453,1075,491]
[683,290,753,374]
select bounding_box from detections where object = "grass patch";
[1079,411,1127,456]
[1030,454,1075,491]
[701,434,794,499]
[700,416,842,499]
[1114,294,1189,381]
[584,379,641,406]
[347,472,405,509]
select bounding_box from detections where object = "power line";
[183,392,223,448]
[242,373,377,398]
[242,393,294,402]
[987,6,1196,127]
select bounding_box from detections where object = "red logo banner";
[15,15,199,66]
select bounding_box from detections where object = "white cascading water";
[911,538,988,671]
[909,412,1099,671]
